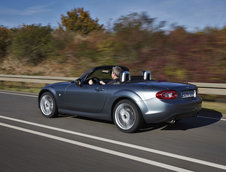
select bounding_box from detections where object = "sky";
[0,0,226,31]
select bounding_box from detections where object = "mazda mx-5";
[39,66,202,132]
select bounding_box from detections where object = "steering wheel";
[89,77,100,84]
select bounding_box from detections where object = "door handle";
[95,87,104,91]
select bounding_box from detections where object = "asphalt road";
[0,90,225,172]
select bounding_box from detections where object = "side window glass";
[87,69,112,80]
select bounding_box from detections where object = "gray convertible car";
[39,65,202,132]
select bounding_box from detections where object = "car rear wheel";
[113,100,142,133]
[39,92,58,118]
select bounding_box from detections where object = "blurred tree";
[60,8,103,34]
[113,12,166,32]
[112,12,166,61]
[0,26,10,59]
[10,24,56,64]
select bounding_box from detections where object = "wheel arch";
[38,87,57,105]
[111,96,144,122]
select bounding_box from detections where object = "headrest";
[120,71,131,83]
[142,71,151,80]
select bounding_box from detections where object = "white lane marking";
[0,115,225,170]
[0,91,38,98]
[198,116,226,121]
[0,122,193,172]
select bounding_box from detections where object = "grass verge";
[202,101,226,115]
[0,85,41,94]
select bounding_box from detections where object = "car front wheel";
[39,92,58,118]
[113,100,142,133]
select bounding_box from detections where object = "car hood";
[42,82,72,90]
[49,82,72,86]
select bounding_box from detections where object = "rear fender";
[112,89,148,116]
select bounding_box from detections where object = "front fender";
[38,86,57,103]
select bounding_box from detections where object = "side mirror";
[76,79,82,86]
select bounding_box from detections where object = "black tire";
[39,92,58,118]
[113,99,142,133]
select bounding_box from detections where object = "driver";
[88,66,122,85]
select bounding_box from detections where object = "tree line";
[0,8,225,82]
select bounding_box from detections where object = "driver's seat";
[120,71,131,83]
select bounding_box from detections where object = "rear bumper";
[141,97,202,124]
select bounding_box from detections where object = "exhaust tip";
[167,119,176,124]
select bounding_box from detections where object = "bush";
[10,24,56,64]
[0,26,10,59]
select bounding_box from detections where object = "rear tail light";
[156,90,178,99]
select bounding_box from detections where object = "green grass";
[0,81,45,94]
[0,85,41,94]
[202,101,226,115]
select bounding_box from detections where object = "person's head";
[112,66,122,79]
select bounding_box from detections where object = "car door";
[63,82,107,113]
